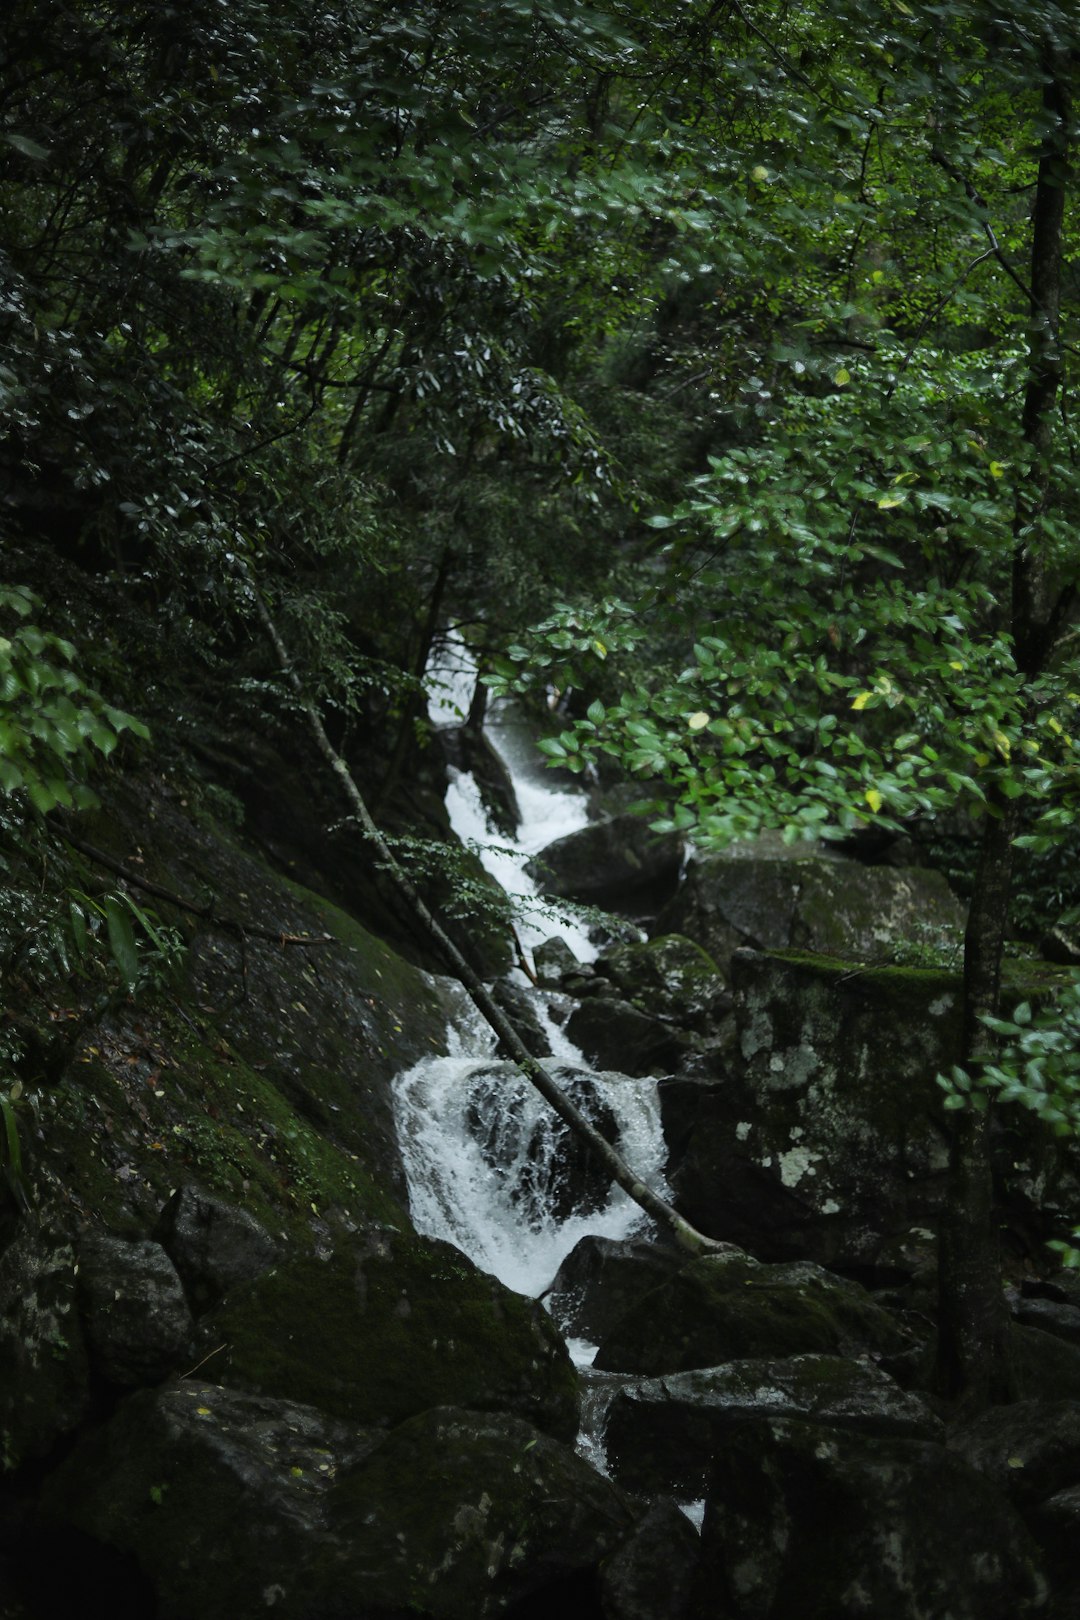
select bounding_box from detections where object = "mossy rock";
[321,1405,638,1619]
[594,933,728,1033]
[659,851,965,976]
[593,1253,910,1375]
[698,1417,1046,1620]
[43,1387,633,1620]
[205,1227,580,1440]
[604,1353,942,1498]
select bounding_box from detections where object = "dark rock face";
[526,814,683,918]
[566,995,693,1078]
[0,1226,90,1468]
[598,1499,703,1620]
[202,1226,581,1441]
[593,1254,912,1375]
[45,1388,635,1620]
[76,1232,194,1386]
[658,848,965,976]
[603,1355,941,1498]
[463,1063,623,1224]
[154,1184,279,1313]
[696,1418,1046,1620]
[664,950,1080,1271]
[546,1235,687,1345]
[949,1400,1080,1509]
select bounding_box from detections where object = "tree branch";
[251,586,734,1259]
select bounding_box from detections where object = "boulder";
[462,1062,623,1224]
[696,1416,1046,1620]
[201,1226,580,1441]
[0,1225,89,1469]
[603,1354,941,1498]
[546,1235,687,1345]
[948,1399,1080,1509]
[41,1380,378,1620]
[566,995,694,1078]
[154,1184,279,1314]
[76,1232,194,1386]
[325,1405,637,1619]
[665,950,1080,1270]
[658,848,965,976]
[526,815,683,919]
[593,935,730,1035]
[593,1254,913,1375]
[598,1498,703,1620]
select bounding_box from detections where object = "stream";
[391,635,670,1306]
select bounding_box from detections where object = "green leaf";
[104,895,140,990]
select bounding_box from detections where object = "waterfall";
[388,635,670,1302]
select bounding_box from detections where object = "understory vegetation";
[3,0,1080,1401]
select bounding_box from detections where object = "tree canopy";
[3,0,1080,1402]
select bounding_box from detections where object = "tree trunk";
[936,45,1071,1406]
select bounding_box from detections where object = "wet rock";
[594,934,729,1034]
[666,950,1080,1270]
[202,1226,580,1440]
[658,849,964,976]
[40,1379,382,1620]
[325,1405,637,1619]
[1012,1294,1080,1348]
[534,936,588,988]
[526,815,683,919]
[77,1232,194,1386]
[593,1254,912,1375]
[1015,1325,1080,1402]
[566,995,693,1078]
[948,1400,1080,1508]
[696,1416,1046,1620]
[546,1235,687,1345]
[490,975,553,1060]
[0,1225,89,1467]
[604,1355,941,1498]
[464,1063,622,1224]
[47,1388,629,1620]
[154,1184,278,1313]
[599,1498,703,1620]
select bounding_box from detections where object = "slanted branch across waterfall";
[253,589,735,1261]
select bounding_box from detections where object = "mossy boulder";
[204,1226,580,1440]
[323,1405,637,1618]
[665,949,1080,1270]
[43,1387,635,1620]
[696,1417,1046,1620]
[658,848,965,976]
[525,813,683,919]
[594,933,729,1034]
[593,1253,911,1375]
[603,1354,942,1498]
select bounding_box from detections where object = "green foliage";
[0,587,148,814]
[939,978,1080,1262]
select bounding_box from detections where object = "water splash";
[393,1055,669,1297]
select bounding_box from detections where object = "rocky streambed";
[1,696,1079,1619]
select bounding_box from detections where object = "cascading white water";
[394,1042,669,1298]
[425,633,597,962]
[389,633,670,1302]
